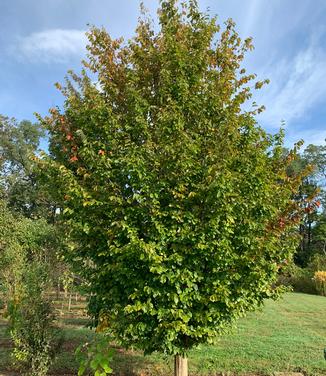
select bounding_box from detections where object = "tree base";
[174,354,188,376]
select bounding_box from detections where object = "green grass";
[186,293,326,375]
[0,293,325,375]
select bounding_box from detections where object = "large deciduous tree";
[0,116,56,219]
[39,1,306,375]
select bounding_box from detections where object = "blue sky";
[1,0,326,147]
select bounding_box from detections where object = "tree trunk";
[56,281,60,300]
[68,293,72,312]
[174,354,188,376]
[308,219,312,247]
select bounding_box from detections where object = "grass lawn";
[0,292,325,375]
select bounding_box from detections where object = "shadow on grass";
[51,344,172,376]
[111,349,172,376]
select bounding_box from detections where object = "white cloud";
[242,0,262,39]
[257,35,326,129]
[15,29,87,63]
[285,128,326,148]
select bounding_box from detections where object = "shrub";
[278,263,317,295]
[291,269,317,294]
[8,262,63,376]
[75,334,114,376]
[313,271,326,296]
[0,201,65,375]
[308,253,326,272]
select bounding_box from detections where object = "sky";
[0,0,326,148]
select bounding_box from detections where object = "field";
[0,292,325,376]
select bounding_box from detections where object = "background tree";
[0,199,63,375]
[0,114,73,302]
[303,144,326,260]
[286,144,326,266]
[0,199,25,306]
[0,115,57,220]
[39,1,306,375]
[0,116,69,375]
[303,144,326,185]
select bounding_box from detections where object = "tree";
[39,1,306,375]
[286,151,318,266]
[0,118,68,375]
[0,199,63,375]
[0,115,56,220]
[303,143,326,185]
[305,143,326,264]
[287,144,326,266]
[0,199,25,305]
[0,114,78,314]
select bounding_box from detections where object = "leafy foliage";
[0,116,55,219]
[287,144,326,266]
[0,200,63,375]
[277,263,317,295]
[75,334,114,376]
[40,0,306,357]
[313,271,326,296]
[8,262,62,376]
[0,200,26,304]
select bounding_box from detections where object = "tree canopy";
[0,116,55,219]
[39,0,306,371]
